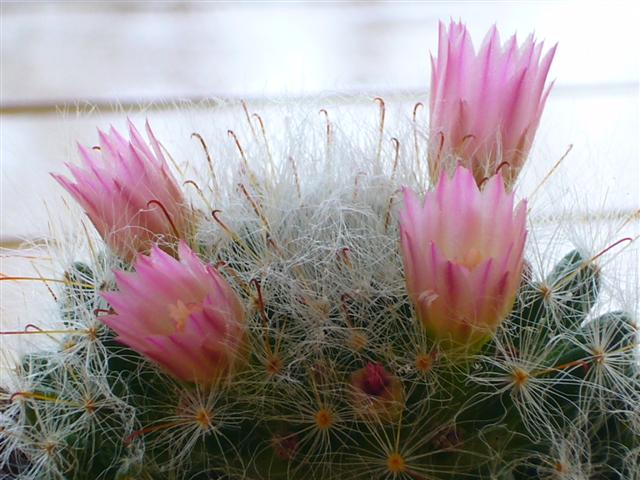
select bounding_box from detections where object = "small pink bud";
[429,20,556,187]
[271,433,300,461]
[350,362,404,423]
[360,362,392,396]
[52,120,188,261]
[399,166,527,352]
[101,241,246,384]
[432,426,463,450]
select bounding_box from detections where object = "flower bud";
[399,166,527,352]
[101,241,246,384]
[349,362,404,423]
[52,120,188,261]
[429,20,556,187]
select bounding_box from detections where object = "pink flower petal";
[99,242,246,385]
[428,21,556,187]
[51,121,187,261]
[399,166,526,351]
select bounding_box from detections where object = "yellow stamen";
[168,300,201,333]
[461,247,484,269]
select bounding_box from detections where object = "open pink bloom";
[101,241,246,384]
[429,20,556,187]
[399,166,527,351]
[52,120,188,261]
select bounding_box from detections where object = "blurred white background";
[2,0,639,240]
[1,0,639,241]
[1,1,639,381]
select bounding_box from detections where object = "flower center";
[457,247,484,269]
[168,300,202,333]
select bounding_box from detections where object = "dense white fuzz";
[1,99,637,479]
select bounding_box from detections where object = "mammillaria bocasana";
[1,20,637,480]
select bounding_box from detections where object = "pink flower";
[429,20,556,187]
[101,241,246,384]
[399,166,527,352]
[52,120,188,261]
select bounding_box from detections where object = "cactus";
[1,100,638,479]
[1,20,638,480]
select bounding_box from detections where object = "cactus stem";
[271,433,299,461]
